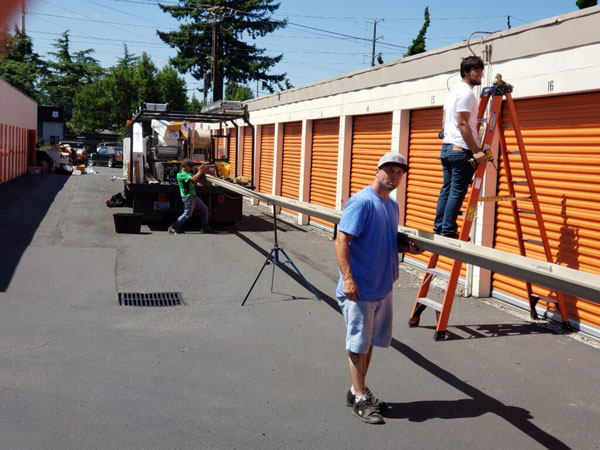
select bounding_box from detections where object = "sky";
[13,0,581,100]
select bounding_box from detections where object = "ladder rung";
[521,238,544,245]
[417,297,443,312]
[511,180,529,185]
[531,294,559,304]
[516,209,536,215]
[426,268,450,281]
[506,150,521,154]
[478,195,531,203]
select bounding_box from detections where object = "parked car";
[89,146,123,167]
[96,141,121,152]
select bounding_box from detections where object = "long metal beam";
[207,175,600,304]
[207,175,341,223]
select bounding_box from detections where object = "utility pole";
[370,19,384,66]
[21,0,26,33]
[207,6,235,103]
[203,73,208,105]
[211,16,219,101]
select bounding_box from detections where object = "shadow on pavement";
[0,174,69,292]
[144,209,304,234]
[381,399,531,422]
[419,323,559,341]
[235,230,572,450]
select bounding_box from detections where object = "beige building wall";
[224,7,600,298]
[0,79,37,129]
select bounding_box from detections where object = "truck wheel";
[107,158,113,168]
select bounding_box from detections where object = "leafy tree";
[68,80,112,134]
[576,0,597,7]
[41,31,103,109]
[189,93,204,112]
[0,29,45,101]
[69,46,138,134]
[158,0,287,101]
[135,52,159,105]
[225,81,254,101]
[102,49,139,131]
[70,49,189,133]
[156,65,188,109]
[404,6,430,57]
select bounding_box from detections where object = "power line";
[287,22,407,49]
[82,0,167,28]
[28,11,174,30]
[31,5,411,53]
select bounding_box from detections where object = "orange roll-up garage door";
[281,121,302,197]
[259,124,275,195]
[493,92,600,329]
[350,113,392,196]
[310,118,339,227]
[280,121,302,214]
[242,126,253,180]
[215,133,225,159]
[228,128,237,177]
[404,107,467,276]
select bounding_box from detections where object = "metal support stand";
[241,205,321,306]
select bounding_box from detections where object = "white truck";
[123,102,254,224]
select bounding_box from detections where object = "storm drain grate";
[118,292,183,307]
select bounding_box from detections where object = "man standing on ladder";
[434,56,487,238]
[335,152,421,424]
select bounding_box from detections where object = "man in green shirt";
[169,159,214,234]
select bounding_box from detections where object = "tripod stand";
[241,205,321,306]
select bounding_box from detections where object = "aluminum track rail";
[207,175,600,304]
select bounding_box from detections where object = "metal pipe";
[207,174,600,304]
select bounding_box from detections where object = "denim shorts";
[338,291,393,354]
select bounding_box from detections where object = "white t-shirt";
[443,81,478,149]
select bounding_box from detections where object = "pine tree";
[41,31,103,110]
[0,29,45,101]
[576,0,597,8]
[158,0,287,101]
[404,7,430,57]
[276,78,294,91]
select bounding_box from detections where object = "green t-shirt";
[177,170,196,198]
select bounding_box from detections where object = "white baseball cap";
[377,152,408,172]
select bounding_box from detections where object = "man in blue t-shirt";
[335,152,420,424]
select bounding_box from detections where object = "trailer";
[123,101,254,224]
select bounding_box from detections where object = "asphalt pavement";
[1,168,599,450]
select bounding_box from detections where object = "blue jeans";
[172,195,209,231]
[433,144,475,237]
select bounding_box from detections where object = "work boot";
[168,226,180,235]
[200,226,217,234]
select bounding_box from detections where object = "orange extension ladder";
[408,75,572,341]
